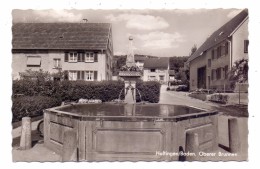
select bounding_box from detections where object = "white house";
[12,22,114,81]
[186,9,248,91]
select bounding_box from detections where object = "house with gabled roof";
[143,57,169,84]
[186,9,248,91]
[12,22,113,81]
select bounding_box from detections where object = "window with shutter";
[85,53,94,62]
[221,45,225,56]
[69,53,78,62]
[225,42,229,55]
[211,50,214,60]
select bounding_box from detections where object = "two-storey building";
[143,57,169,84]
[186,9,248,91]
[12,22,113,81]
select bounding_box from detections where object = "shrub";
[136,81,161,103]
[13,80,125,102]
[12,96,61,122]
[208,94,229,104]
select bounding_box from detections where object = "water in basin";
[57,104,204,117]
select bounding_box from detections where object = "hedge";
[12,96,61,122]
[13,80,125,102]
[12,80,161,121]
[136,81,161,103]
[13,80,161,103]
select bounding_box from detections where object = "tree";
[175,67,190,88]
[189,44,197,56]
[169,56,189,72]
[112,55,126,75]
[228,58,248,89]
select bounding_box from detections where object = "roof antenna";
[82,19,88,23]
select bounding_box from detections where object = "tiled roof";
[187,9,248,62]
[143,57,169,69]
[12,23,111,50]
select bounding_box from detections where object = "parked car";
[175,85,189,92]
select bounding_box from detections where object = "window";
[224,65,229,79]
[149,76,156,81]
[159,75,165,81]
[225,42,229,55]
[85,53,94,62]
[211,50,215,60]
[69,53,78,62]
[86,71,94,81]
[208,59,211,67]
[158,69,165,73]
[76,71,85,80]
[216,68,222,80]
[211,69,215,81]
[217,46,221,58]
[150,69,156,72]
[221,45,225,56]
[244,40,249,53]
[53,58,61,68]
[69,71,77,81]
[27,56,41,67]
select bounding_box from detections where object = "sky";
[12,9,243,57]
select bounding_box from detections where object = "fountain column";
[119,36,141,103]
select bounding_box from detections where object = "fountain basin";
[44,103,218,161]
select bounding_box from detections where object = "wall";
[232,18,249,64]
[12,50,109,81]
[189,54,207,91]
[209,41,231,90]
[143,69,169,83]
[12,51,50,80]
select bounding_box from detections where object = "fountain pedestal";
[118,36,141,103]
[119,71,141,103]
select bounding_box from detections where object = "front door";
[197,66,206,89]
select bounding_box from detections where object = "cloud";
[174,9,207,15]
[114,51,126,56]
[227,9,242,18]
[33,10,83,22]
[106,14,169,30]
[136,31,184,49]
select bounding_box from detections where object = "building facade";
[143,57,169,84]
[12,23,113,81]
[187,9,248,91]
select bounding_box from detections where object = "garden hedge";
[13,80,161,103]
[136,81,161,103]
[12,96,61,122]
[12,80,161,121]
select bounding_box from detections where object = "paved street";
[159,84,248,161]
[159,85,220,110]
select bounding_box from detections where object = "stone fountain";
[119,36,141,104]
